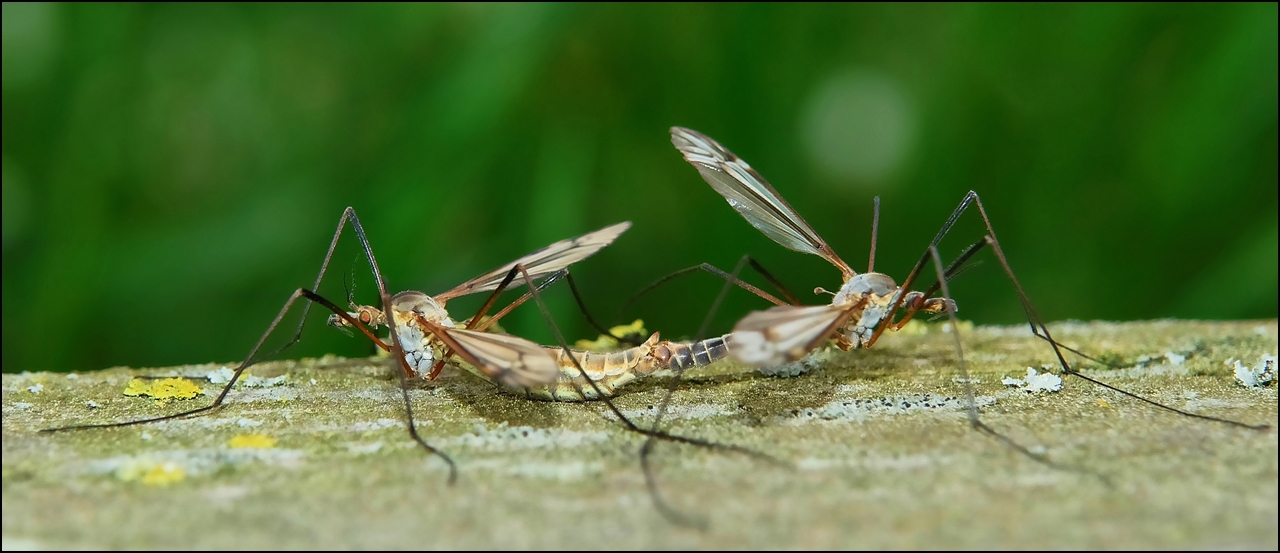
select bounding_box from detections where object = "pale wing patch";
[730,304,851,367]
[437,222,631,301]
[443,328,560,388]
[671,127,852,276]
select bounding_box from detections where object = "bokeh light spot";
[800,69,916,186]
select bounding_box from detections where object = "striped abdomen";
[652,334,730,375]
[512,333,733,401]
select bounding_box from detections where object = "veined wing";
[436,221,631,302]
[431,325,560,388]
[729,304,852,367]
[671,127,854,278]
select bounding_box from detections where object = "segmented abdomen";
[654,335,729,374]
[515,333,733,401]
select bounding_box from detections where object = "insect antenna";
[868,196,880,273]
[344,253,362,308]
[327,260,365,339]
[41,207,459,484]
[511,263,788,528]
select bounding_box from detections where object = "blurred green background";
[3,3,1276,374]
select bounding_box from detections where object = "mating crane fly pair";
[325,221,732,402]
[322,220,631,390]
[42,126,1267,520]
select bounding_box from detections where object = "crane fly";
[325,216,784,530]
[325,220,634,389]
[671,127,957,366]
[670,126,1266,468]
[327,218,736,400]
[40,209,636,483]
[333,303,736,401]
[41,205,774,520]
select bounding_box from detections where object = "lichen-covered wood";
[3,320,1276,549]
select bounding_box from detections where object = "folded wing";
[435,326,560,388]
[730,304,852,367]
[436,221,631,302]
[671,127,853,278]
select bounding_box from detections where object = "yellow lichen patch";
[575,319,647,352]
[228,434,277,449]
[122,378,151,396]
[122,377,203,400]
[116,459,186,486]
[141,463,186,486]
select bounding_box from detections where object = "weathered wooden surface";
[3,320,1277,549]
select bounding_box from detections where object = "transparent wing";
[729,304,852,367]
[671,127,853,277]
[436,326,560,388]
[436,221,631,302]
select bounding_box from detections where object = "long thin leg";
[615,255,799,359]
[42,207,459,483]
[639,250,860,524]
[926,245,1107,483]
[41,207,365,429]
[428,263,648,380]
[426,266,607,379]
[696,255,761,340]
[510,265,781,460]
[874,191,1267,431]
[563,271,646,346]
[872,239,989,334]
[635,254,770,529]
[620,258,798,322]
[322,209,460,483]
[640,436,708,530]
[422,264,532,380]
[976,228,1267,430]
[474,269,643,347]
[512,264,788,527]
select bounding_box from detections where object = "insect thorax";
[389,291,456,378]
[833,272,901,348]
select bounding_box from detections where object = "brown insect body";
[328,222,634,389]
[672,127,952,370]
[517,333,732,401]
[352,311,735,400]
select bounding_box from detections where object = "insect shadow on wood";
[40,207,779,527]
[318,216,787,528]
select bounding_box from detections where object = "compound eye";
[359,311,373,324]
